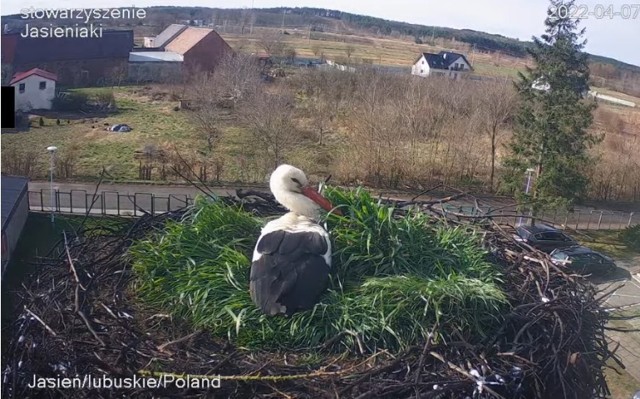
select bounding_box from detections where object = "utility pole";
[47,146,57,224]
[308,24,311,43]
[281,8,285,33]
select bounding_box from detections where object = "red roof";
[9,68,58,85]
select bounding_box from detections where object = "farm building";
[128,51,183,83]
[135,24,232,79]
[9,68,57,111]
[146,24,188,49]
[1,175,29,276]
[411,51,473,80]
[164,26,232,73]
[2,30,133,87]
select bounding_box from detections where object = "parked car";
[550,246,616,276]
[513,224,577,253]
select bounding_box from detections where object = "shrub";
[52,92,89,112]
[620,224,640,251]
[131,188,506,353]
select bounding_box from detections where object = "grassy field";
[222,28,526,78]
[1,87,202,181]
[577,230,640,262]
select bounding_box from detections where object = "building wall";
[128,62,183,83]
[446,57,471,80]
[1,186,29,270]
[14,58,128,87]
[11,74,56,111]
[183,31,232,74]
[411,56,430,77]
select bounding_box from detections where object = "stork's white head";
[270,164,338,219]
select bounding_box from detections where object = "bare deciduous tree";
[189,52,262,169]
[240,91,298,169]
[345,44,355,60]
[257,30,287,57]
[476,81,517,191]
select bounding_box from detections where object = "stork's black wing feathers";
[250,231,330,316]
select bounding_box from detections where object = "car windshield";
[535,231,572,241]
[551,252,568,261]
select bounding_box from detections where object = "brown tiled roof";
[164,27,213,55]
[153,24,188,49]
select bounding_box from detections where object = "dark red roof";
[10,68,58,85]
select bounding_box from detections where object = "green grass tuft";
[131,188,507,353]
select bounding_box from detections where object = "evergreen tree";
[501,0,601,219]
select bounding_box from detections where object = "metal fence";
[28,189,638,230]
[437,204,637,230]
[28,189,195,217]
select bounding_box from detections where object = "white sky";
[2,0,638,66]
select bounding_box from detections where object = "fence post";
[609,214,613,230]
[168,195,171,212]
[134,194,137,217]
[117,194,121,216]
[151,195,155,216]
[597,211,603,230]
[629,212,635,228]
[575,213,581,231]
[70,193,73,214]
[586,211,592,230]
[40,190,44,212]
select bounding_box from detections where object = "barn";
[1,175,29,276]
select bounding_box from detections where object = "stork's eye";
[291,177,302,186]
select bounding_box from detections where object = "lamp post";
[517,168,536,226]
[46,146,58,224]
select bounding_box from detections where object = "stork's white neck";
[273,190,322,221]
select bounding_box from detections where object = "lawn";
[1,87,202,181]
[577,229,640,262]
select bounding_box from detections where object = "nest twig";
[0,190,623,398]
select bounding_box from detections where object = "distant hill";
[137,6,639,72]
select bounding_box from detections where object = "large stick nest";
[1,189,623,398]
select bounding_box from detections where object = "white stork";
[250,164,339,316]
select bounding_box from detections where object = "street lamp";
[517,168,536,226]
[47,146,58,224]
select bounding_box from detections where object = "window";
[39,81,46,90]
[422,60,425,64]
[18,83,25,93]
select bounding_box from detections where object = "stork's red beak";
[302,186,342,216]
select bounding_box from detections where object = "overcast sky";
[2,0,638,66]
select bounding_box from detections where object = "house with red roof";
[10,68,58,111]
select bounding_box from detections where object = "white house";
[411,51,473,80]
[10,68,57,111]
